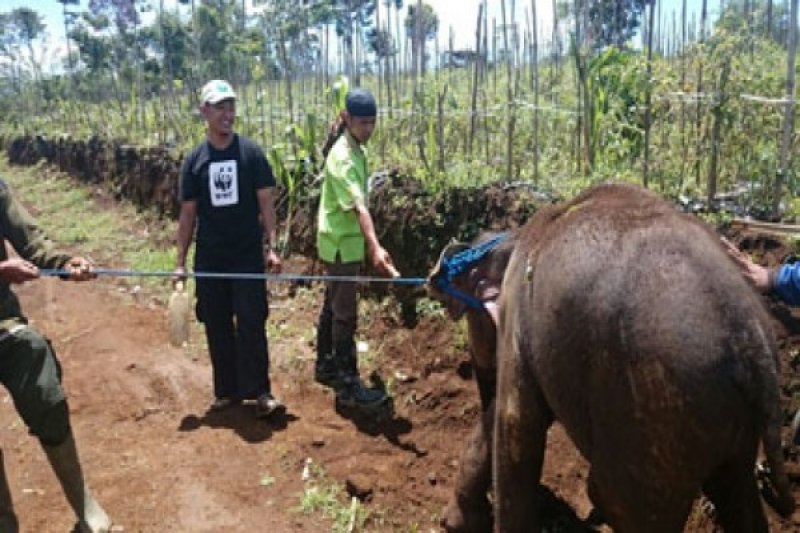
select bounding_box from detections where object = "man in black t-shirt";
[174,79,285,419]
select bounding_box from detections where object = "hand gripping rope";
[430,233,508,311]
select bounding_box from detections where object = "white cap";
[200,79,236,104]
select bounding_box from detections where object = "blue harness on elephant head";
[431,233,508,311]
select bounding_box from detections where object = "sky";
[0,0,712,71]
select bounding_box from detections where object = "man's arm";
[175,200,197,274]
[354,202,397,277]
[723,237,800,305]
[256,188,281,273]
[0,186,71,269]
[772,263,800,306]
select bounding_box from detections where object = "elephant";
[427,231,518,532]
[491,182,794,532]
[428,181,795,532]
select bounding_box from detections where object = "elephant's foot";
[441,497,492,533]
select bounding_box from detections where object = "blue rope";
[432,233,508,310]
[39,268,427,286]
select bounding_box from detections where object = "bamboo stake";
[531,0,539,183]
[468,3,483,158]
[643,0,657,187]
[774,0,798,218]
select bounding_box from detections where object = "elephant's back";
[506,182,776,483]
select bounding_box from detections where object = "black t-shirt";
[179,134,275,269]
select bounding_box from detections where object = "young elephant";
[427,232,518,532]
[493,182,794,532]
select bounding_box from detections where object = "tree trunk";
[707,59,730,204]
[532,0,539,183]
[437,85,447,172]
[767,0,773,38]
[694,0,707,186]
[468,3,483,157]
[501,0,516,179]
[376,0,382,105]
[573,0,592,174]
[679,0,688,189]
[61,1,74,72]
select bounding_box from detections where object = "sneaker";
[335,378,388,409]
[209,397,239,411]
[255,393,286,419]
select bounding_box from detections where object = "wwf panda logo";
[214,165,234,191]
[209,160,239,207]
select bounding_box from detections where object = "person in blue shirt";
[724,237,800,305]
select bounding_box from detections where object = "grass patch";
[0,158,183,294]
[297,461,373,532]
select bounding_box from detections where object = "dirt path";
[0,263,600,532]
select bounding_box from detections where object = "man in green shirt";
[315,88,396,409]
[0,179,110,532]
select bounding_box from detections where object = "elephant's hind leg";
[702,457,768,533]
[442,404,493,533]
[493,339,552,532]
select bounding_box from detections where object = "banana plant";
[268,111,321,257]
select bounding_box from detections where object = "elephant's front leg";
[442,401,494,532]
[493,341,551,532]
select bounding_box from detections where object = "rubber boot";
[334,341,387,409]
[41,434,110,533]
[0,450,18,533]
[314,308,340,388]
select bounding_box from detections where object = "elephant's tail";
[761,375,795,518]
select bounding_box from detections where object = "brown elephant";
[428,232,518,532]
[490,182,794,532]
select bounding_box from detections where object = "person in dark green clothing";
[0,179,110,533]
[315,88,396,409]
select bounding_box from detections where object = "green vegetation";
[0,157,179,293]
[298,461,374,532]
[0,1,798,217]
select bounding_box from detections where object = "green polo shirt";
[316,131,369,263]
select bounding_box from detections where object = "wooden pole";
[774,0,798,218]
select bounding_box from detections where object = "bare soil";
[2,231,800,532]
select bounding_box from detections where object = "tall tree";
[57,0,80,71]
[0,7,47,103]
[404,1,438,75]
[9,8,46,75]
[314,0,376,83]
[586,0,648,49]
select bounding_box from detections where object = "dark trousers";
[195,278,270,400]
[0,324,71,445]
[317,259,360,358]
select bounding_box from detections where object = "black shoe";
[335,377,389,409]
[209,397,240,411]
[314,354,341,388]
[255,393,286,419]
